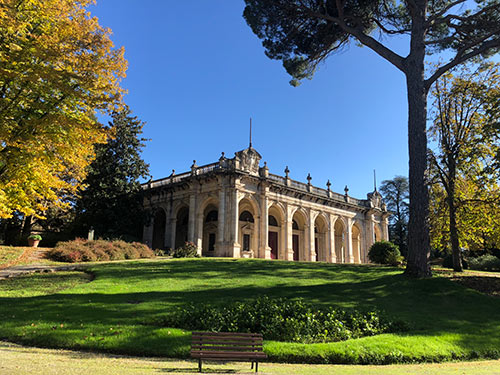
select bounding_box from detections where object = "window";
[205,210,218,223]
[268,215,278,226]
[243,234,251,251]
[292,220,299,230]
[239,211,254,223]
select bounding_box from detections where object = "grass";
[0,246,27,268]
[2,341,500,375]
[0,258,499,364]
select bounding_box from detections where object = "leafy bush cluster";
[171,242,200,258]
[48,239,154,262]
[468,255,500,272]
[151,296,408,343]
[368,241,403,265]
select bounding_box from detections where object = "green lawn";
[0,258,499,364]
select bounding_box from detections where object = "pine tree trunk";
[403,4,432,278]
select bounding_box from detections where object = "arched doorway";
[238,198,258,257]
[334,218,345,263]
[314,215,328,262]
[352,223,362,263]
[268,214,279,259]
[292,210,306,261]
[174,206,189,249]
[152,208,166,250]
[202,205,218,256]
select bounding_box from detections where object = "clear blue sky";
[90,1,412,199]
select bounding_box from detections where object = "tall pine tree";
[74,107,149,240]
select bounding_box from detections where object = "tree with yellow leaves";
[428,63,500,271]
[0,0,127,219]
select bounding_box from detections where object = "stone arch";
[352,221,362,264]
[334,217,346,263]
[152,207,166,250]
[268,204,285,260]
[238,197,259,257]
[292,209,307,261]
[202,201,219,256]
[314,214,328,262]
[174,205,189,249]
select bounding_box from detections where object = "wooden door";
[268,231,278,259]
[292,234,299,261]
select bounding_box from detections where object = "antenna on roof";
[249,117,252,148]
[374,169,377,192]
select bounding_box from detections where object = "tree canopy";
[243,0,500,277]
[0,0,127,219]
[428,63,500,269]
[380,176,409,257]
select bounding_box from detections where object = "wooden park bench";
[191,331,267,373]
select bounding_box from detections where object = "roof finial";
[374,169,377,192]
[249,117,252,148]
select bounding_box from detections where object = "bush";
[172,242,200,258]
[368,241,402,265]
[150,296,408,343]
[48,239,154,263]
[468,255,500,272]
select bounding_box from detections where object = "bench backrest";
[191,331,264,353]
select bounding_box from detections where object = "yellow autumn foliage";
[0,0,127,218]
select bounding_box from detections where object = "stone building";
[142,146,389,263]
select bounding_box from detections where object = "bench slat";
[192,340,262,346]
[192,331,262,337]
[192,345,263,351]
[191,351,267,358]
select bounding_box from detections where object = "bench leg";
[255,362,259,373]
[251,362,254,370]
[198,359,202,372]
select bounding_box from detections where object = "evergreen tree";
[380,176,409,258]
[74,107,150,240]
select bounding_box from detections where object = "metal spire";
[374,169,377,191]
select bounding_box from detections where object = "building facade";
[143,146,390,263]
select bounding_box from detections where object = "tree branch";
[426,0,466,27]
[304,10,406,72]
[425,37,500,90]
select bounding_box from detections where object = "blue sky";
[90,1,412,199]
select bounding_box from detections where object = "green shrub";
[48,239,154,263]
[468,255,500,272]
[150,296,408,343]
[368,241,402,265]
[172,242,200,258]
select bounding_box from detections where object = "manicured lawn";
[0,258,499,364]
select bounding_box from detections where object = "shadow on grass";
[1,259,500,361]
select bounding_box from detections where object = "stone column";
[216,182,226,257]
[170,218,177,250]
[382,214,390,241]
[230,188,241,258]
[285,204,294,261]
[328,214,337,263]
[165,198,174,249]
[188,192,196,243]
[308,210,316,262]
[345,217,354,263]
[259,189,271,259]
[143,222,153,247]
[195,211,203,255]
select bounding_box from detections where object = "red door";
[292,234,299,261]
[268,231,278,259]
